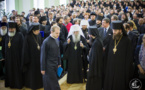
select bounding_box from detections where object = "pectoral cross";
[113,46,117,54]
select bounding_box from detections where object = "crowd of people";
[0,0,145,90]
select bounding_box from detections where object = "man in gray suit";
[98,18,113,49]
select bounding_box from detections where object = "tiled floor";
[0,74,86,90]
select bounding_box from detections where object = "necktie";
[104,28,107,37]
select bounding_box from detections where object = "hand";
[58,65,61,67]
[67,38,71,44]
[41,71,45,75]
[90,35,95,39]
[80,42,84,48]
[139,67,145,75]
[0,58,5,61]
[103,47,105,51]
[87,40,89,43]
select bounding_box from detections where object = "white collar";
[49,19,53,22]
[104,26,110,32]
[50,34,56,39]
[127,31,130,35]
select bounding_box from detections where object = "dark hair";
[73,18,79,24]
[29,14,33,17]
[103,18,110,24]
[15,16,23,24]
[68,13,72,17]
[122,13,128,22]
[127,21,133,28]
[22,11,25,14]
[50,21,57,26]
[55,17,63,23]
[124,23,130,30]
[33,15,39,19]
[111,15,118,20]
[64,16,69,20]
[3,15,7,19]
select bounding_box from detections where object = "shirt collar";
[127,31,130,35]
[50,34,56,39]
[104,26,110,32]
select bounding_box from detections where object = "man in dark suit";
[98,18,113,49]
[47,12,55,26]
[26,14,33,29]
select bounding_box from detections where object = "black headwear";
[1,22,7,27]
[111,20,127,36]
[96,15,103,21]
[90,12,96,16]
[88,26,103,46]
[28,23,40,34]
[88,26,100,37]
[8,22,17,28]
[8,22,19,32]
[40,16,47,24]
[34,11,40,15]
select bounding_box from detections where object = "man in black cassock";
[22,23,43,89]
[40,25,61,90]
[86,26,103,90]
[39,16,49,38]
[0,22,7,80]
[56,17,68,55]
[104,21,133,90]
[5,22,24,89]
[63,25,88,83]
[89,12,96,26]
[96,15,103,28]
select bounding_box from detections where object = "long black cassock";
[63,35,88,83]
[22,33,43,89]
[5,32,24,89]
[40,36,61,90]
[104,36,133,90]
[86,26,103,90]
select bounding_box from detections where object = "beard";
[0,28,7,36]
[72,34,80,43]
[113,32,122,40]
[58,23,63,28]
[8,30,16,37]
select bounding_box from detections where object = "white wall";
[22,0,31,17]
[6,0,15,14]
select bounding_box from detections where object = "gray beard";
[72,34,81,43]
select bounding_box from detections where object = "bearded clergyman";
[5,22,24,89]
[104,21,133,90]
[63,25,89,83]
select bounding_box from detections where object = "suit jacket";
[26,21,32,29]
[98,27,113,48]
[47,18,55,26]
[128,31,138,55]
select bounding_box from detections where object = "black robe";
[0,35,6,78]
[89,20,96,26]
[5,32,24,89]
[19,25,28,37]
[40,36,61,90]
[22,33,43,89]
[63,35,88,83]
[40,24,50,38]
[86,37,103,90]
[104,36,133,90]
